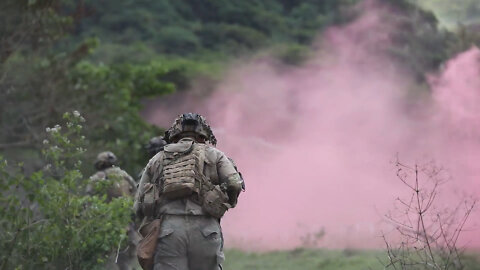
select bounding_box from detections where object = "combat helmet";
[94,151,117,170]
[165,113,217,146]
[146,136,167,158]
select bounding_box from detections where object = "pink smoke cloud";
[143,2,480,250]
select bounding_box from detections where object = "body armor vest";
[161,140,205,199]
[141,139,231,218]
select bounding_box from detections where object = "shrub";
[0,112,132,269]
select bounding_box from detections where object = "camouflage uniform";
[88,151,138,270]
[137,136,168,180]
[146,136,167,159]
[134,113,243,270]
[87,151,137,200]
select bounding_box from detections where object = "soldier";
[87,151,137,200]
[87,151,138,270]
[146,136,167,159]
[137,136,168,181]
[134,113,243,270]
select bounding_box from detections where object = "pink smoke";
[143,3,480,249]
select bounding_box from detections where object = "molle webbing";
[162,144,206,199]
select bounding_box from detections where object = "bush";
[0,112,132,269]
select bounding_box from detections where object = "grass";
[223,248,480,270]
[224,248,383,270]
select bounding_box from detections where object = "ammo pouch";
[137,217,163,270]
[140,183,159,217]
[202,184,232,219]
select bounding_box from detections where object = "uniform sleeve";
[216,151,243,207]
[133,164,152,219]
[86,171,104,195]
[122,170,137,194]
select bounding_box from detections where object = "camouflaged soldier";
[88,151,138,270]
[87,151,137,200]
[137,136,168,180]
[146,136,167,159]
[134,113,243,270]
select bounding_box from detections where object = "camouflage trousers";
[154,215,224,270]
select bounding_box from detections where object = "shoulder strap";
[196,144,214,192]
[197,144,206,177]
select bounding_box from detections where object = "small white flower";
[79,116,86,122]
[46,127,51,132]
[44,164,52,170]
[73,110,81,117]
[42,139,49,145]
[54,124,61,130]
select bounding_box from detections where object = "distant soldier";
[88,151,138,270]
[146,136,167,159]
[87,151,137,200]
[137,136,168,181]
[134,113,244,270]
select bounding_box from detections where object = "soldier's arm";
[228,157,245,191]
[216,151,243,207]
[86,171,104,195]
[133,165,152,219]
[123,171,137,194]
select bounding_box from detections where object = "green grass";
[223,248,480,270]
[224,248,383,270]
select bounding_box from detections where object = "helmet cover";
[165,113,217,145]
[94,151,117,170]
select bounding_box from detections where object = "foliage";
[0,112,132,270]
[0,0,72,62]
[3,0,479,177]
[273,44,312,65]
[68,0,358,60]
[381,0,456,81]
[416,0,480,28]
[0,0,183,175]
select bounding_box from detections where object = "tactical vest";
[141,139,231,218]
[161,140,204,199]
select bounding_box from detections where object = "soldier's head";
[165,113,217,145]
[146,136,167,158]
[94,151,117,170]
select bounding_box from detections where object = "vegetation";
[223,249,480,270]
[2,0,479,173]
[0,112,132,269]
[1,0,480,268]
[382,161,477,270]
[69,0,356,60]
[417,0,480,28]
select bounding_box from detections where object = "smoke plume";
[143,2,480,249]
